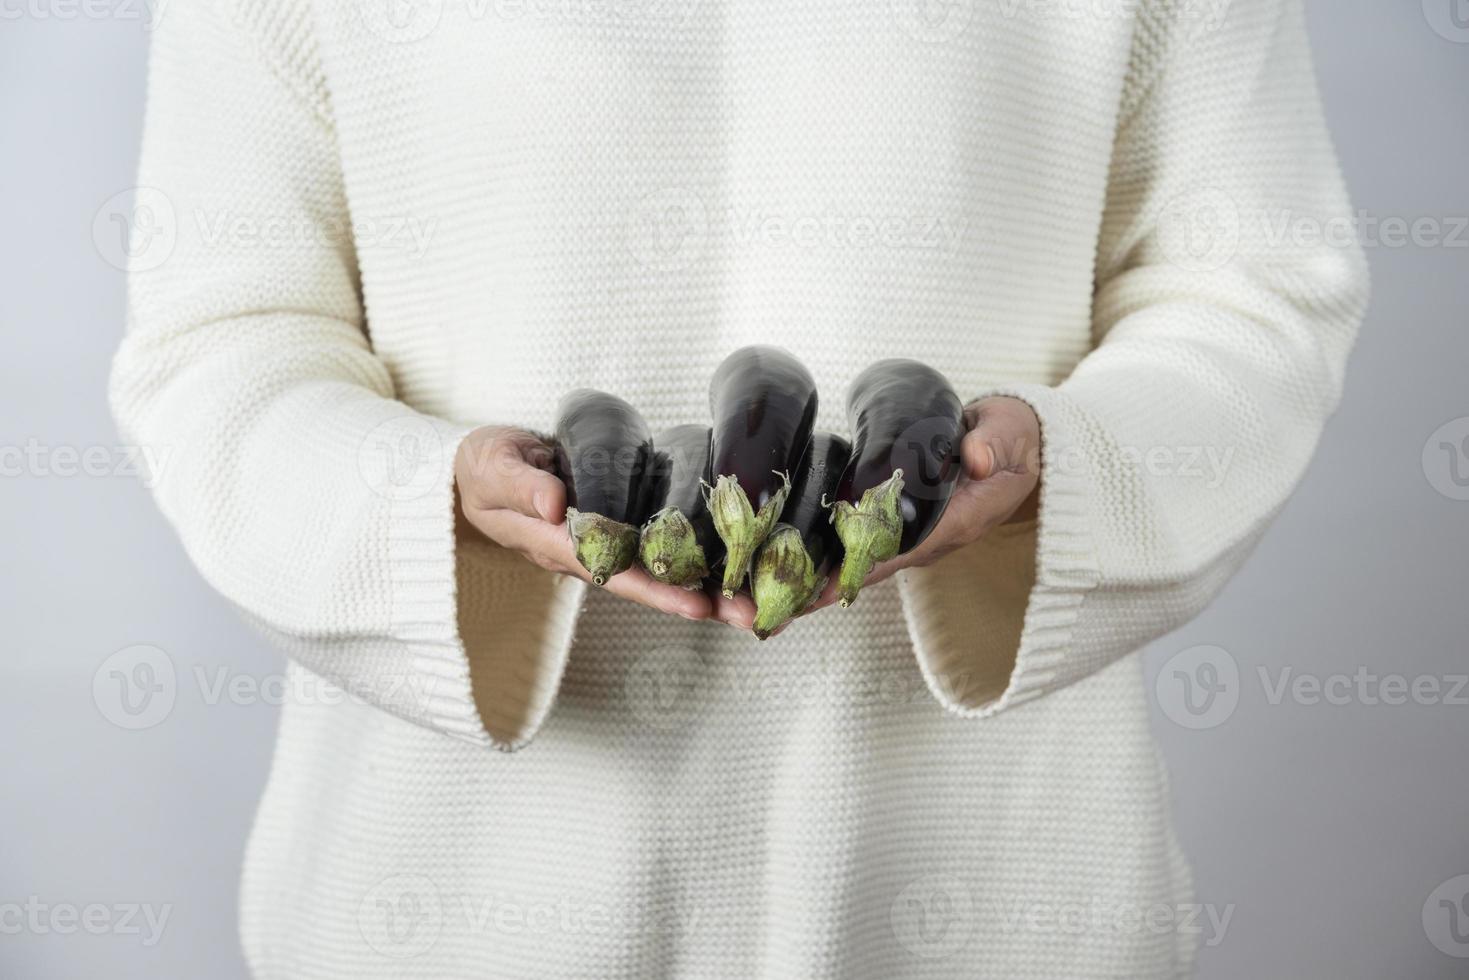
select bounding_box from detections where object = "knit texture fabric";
[111,0,1367,976]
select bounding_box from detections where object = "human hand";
[805,396,1041,615]
[455,427,755,628]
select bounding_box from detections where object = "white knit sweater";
[111,0,1366,976]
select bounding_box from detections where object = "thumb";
[961,397,1042,483]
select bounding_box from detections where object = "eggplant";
[750,432,851,639]
[553,388,653,586]
[638,424,723,587]
[706,346,818,597]
[830,359,964,607]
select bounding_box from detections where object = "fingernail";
[533,491,552,521]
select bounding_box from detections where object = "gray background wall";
[1,1,1465,977]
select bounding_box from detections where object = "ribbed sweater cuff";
[381,415,491,745]
[908,383,1102,717]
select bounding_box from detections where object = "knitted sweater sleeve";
[109,0,582,750]
[900,0,1371,716]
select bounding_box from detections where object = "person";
[111,0,1367,975]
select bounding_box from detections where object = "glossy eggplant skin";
[709,346,819,512]
[554,389,653,521]
[553,389,653,585]
[749,432,852,638]
[706,346,819,595]
[781,432,851,573]
[830,360,963,607]
[837,360,964,552]
[637,425,724,585]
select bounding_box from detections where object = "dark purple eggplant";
[553,388,653,586]
[830,359,964,607]
[706,346,818,597]
[638,424,723,587]
[751,432,851,639]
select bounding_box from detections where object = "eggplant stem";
[637,506,709,587]
[831,470,905,608]
[750,524,823,639]
[566,508,639,586]
[708,471,791,598]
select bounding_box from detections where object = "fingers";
[470,507,714,621]
[605,567,713,621]
[458,429,566,522]
[709,588,755,631]
[471,508,575,575]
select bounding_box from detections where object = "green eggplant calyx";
[708,471,791,598]
[831,470,905,608]
[638,506,709,587]
[566,508,639,586]
[750,524,824,640]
